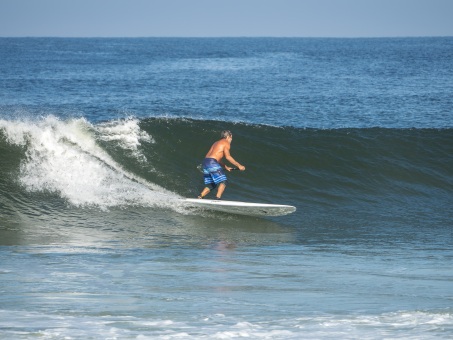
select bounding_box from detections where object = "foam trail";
[0,115,179,209]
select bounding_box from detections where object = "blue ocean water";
[1,37,452,128]
[0,37,453,339]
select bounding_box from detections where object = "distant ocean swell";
[0,115,452,217]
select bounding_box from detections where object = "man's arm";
[224,145,245,171]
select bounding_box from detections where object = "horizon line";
[1,35,452,39]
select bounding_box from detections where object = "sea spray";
[0,115,179,209]
[96,117,154,164]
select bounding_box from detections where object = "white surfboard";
[184,198,296,217]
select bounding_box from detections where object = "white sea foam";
[0,309,451,339]
[96,117,153,163]
[0,115,179,209]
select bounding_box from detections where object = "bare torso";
[205,139,229,162]
[205,138,244,170]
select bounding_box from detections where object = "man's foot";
[215,197,221,200]
[197,195,203,199]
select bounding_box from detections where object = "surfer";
[198,130,245,199]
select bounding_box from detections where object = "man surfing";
[198,130,245,200]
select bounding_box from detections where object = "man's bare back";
[205,136,245,171]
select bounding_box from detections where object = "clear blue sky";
[1,0,452,38]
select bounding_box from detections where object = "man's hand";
[225,165,245,171]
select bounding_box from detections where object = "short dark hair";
[221,130,232,139]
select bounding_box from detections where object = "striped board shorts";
[202,158,227,188]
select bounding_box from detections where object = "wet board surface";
[184,198,296,217]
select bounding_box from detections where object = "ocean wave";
[1,115,452,220]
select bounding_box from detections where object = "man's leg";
[198,186,211,198]
[216,182,226,199]
[200,172,218,198]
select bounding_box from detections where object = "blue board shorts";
[202,158,227,189]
